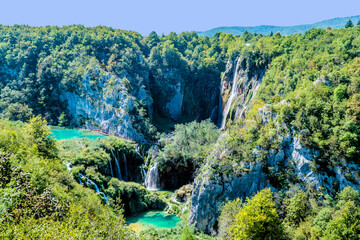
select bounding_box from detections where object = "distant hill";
[198,15,360,36]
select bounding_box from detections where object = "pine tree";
[357,19,360,26]
[345,19,354,28]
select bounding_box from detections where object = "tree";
[58,112,69,126]
[286,190,311,226]
[322,201,360,239]
[229,188,285,239]
[218,198,243,237]
[179,226,196,240]
[357,20,360,26]
[345,19,354,28]
[26,116,57,158]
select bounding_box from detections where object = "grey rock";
[188,163,267,235]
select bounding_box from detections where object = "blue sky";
[0,0,359,35]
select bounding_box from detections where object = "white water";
[239,106,247,119]
[66,162,72,171]
[221,58,241,129]
[145,162,160,190]
[111,149,122,180]
[123,153,128,181]
[79,173,108,203]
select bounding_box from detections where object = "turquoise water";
[51,129,106,140]
[126,211,180,231]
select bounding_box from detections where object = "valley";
[1,23,360,239]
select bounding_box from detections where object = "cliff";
[188,101,360,235]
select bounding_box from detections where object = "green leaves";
[229,188,285,240]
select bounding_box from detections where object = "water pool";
[126,210,180,232]
[50,128,106,140]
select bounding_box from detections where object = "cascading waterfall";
[66,162,108,203]
[111,148,122,180]
[145,162,160,190]
[221,58,241,129]
[79,173,108,203]
[238,106,247,119]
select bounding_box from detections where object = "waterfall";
[221,58,241,129]
[66,162,72,171]
[166,201,172,214]
[238,106,247,119]
[145,162,160,191]
[111,149,122,180]
[79,173,108,203]
[141,164,147,179]
[123,153,128,181]
[108,160,113,177]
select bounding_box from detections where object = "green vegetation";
[222,187,360,239]
[228,188,285,239]
[345,19,354,28]
[217,198,243,237]
[153,120,220,188]
[1,23,360,239]
[156,120,219,169]
[0,118,133,239]
[209,26,360,170]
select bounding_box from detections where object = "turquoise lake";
[126,210,180,231]
[50,128,106,140]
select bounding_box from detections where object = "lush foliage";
[0,118,133,239]
[224,187,360,239]
[228,188,285,239]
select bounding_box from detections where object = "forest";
[1,22,360,239]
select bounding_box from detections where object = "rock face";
[165,82,183,120]
[188,162,267,235]
[189,102,360,235]
[218,57,265,128]
[61,69,152,140]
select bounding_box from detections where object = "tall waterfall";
[145,162,160,191]
[111,149,122,180]
[221,58,241,129]
[123,153,128,181]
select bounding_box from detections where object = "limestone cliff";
[60,68,153,140]
[188,102,360,235]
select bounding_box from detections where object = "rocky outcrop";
[189,101,360,235]
[188,161,267,235]
[166,82,183,120]
[260,103,360,195]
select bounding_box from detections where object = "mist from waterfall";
[145,162,160,191]
[221,58,240,129]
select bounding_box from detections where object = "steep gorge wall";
[60,68,153,140]
[188,103,360,234]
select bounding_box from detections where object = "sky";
[0,0,359,35]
